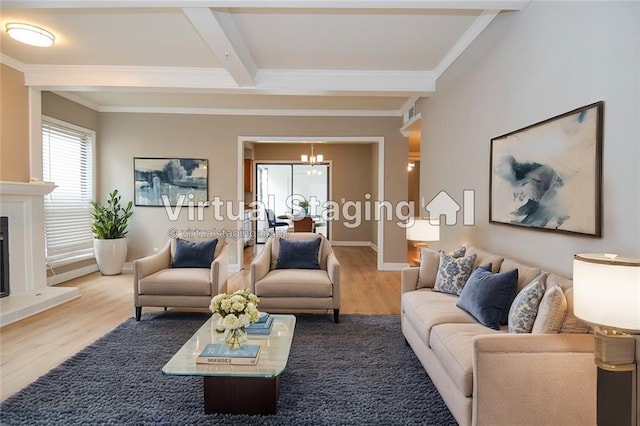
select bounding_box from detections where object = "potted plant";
[91,189,133,275]
[296,197,310,215]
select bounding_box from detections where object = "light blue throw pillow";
[432,252,477,296]
[508,274,547,333]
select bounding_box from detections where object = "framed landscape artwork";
[490,101,603,237]
[134,158,208,207]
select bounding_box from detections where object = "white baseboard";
[369,242,378,252]
[48,264,99,285]
[122,262,133,272]
[380,262,409,271]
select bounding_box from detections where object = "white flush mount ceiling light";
[6,23,55,47]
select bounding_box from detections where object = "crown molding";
[0,54,25,72]
[3,1,529,11]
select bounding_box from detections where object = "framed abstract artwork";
[489,101,603,237]
[133,157,208,207]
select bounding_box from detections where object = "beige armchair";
[133,236,228,321]
[250,232,341,322]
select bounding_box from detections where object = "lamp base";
[407,241,428,267]
[592,328,637,426]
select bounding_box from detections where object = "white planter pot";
[94,238,128,275]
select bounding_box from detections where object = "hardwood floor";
[0,245,400,401]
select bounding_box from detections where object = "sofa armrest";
[473,333,596,426]
[250,240,272,293]
[210,243,229,295]
[401,267,420,293]
[327,251,341,309]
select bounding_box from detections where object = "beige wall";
[98,113,408,266]
[419,2,640,276]
[0,64,29,182]
[253,143,374,243]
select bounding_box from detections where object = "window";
[42,117,95,267]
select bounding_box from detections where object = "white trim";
[400,113,422,137]
[433,9,500,79]
[48,263,99,285]
[28,88,43,180]
[369,242,378,252]
[4,1,529,11]
[122,262,133,272]
[0,54,25,72]
[330,241,371,247]
[0,181,55,195]
[380,262,409,271]
[97,106,401,117]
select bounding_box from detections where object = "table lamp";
[406,218,440,267]
[573,253,640,426]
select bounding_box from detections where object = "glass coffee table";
[162,314,296,415]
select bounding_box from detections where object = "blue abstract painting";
[490,102,602,236]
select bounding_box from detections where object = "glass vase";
[224,327,247,349]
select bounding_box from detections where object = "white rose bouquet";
[209,289,260,332]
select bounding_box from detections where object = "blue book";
[247,317,274,335]
[257,312,270,323]
[196,343,261,365]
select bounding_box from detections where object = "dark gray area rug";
[1,313,455,425]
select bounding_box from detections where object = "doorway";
[255,162,330,243]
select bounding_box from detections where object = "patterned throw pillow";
[532,285,568,333]
[432,252,477,296]
[508,274,547,333]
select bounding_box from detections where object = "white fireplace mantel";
[0,180,80,327]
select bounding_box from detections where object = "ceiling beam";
[2,0,529,11]
[20,64,435,97]
[183,8,256,87]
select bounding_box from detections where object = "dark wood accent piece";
[243,158,253,192]
[203,375,280,415]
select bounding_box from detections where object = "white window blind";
[42,117,95,267]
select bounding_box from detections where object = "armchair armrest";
[210,243,229,295]
[473,333,596,426]
[133,242,171,303]
[401,267,420,293]
[327,251,341,309]
[250,240,272,293]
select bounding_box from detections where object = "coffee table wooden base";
[203,375,281,415]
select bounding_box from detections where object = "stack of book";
[196,343,261,365]
[246,313,274,336]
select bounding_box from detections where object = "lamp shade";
[573,253,640,332]
[406,219,440,242]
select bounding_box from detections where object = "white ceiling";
[0,1,528,117]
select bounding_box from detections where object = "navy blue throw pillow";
[456,264,518,330]
[275,238,322,270]
[172,238,218,268]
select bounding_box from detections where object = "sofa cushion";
[508,274,547,333]
[401,290,476,347]
[429,323,502,397]
[456,265,519,330]
[559,288,591,333]
[532,285,567,333]
[417,248,440,288]
[433,252,477,296]
[275,237,321,269]
[499,258,541,293]
[466,246,504,273]
[171,237,218,268]
[139,268,211,296]
[255,269,333,297]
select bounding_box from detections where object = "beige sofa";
[401,246,597,426]
[133,237,229,320]
[250,232,341,322]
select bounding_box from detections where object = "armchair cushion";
[255,269,333,297]
[171,238,218,268]
[275,237,322,270]
[139,268,211,296]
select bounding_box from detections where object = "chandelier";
[301,144,324,165]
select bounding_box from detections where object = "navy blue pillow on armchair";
[172,238,218,268]
[456,264,518,330]
[275,238,322,269]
